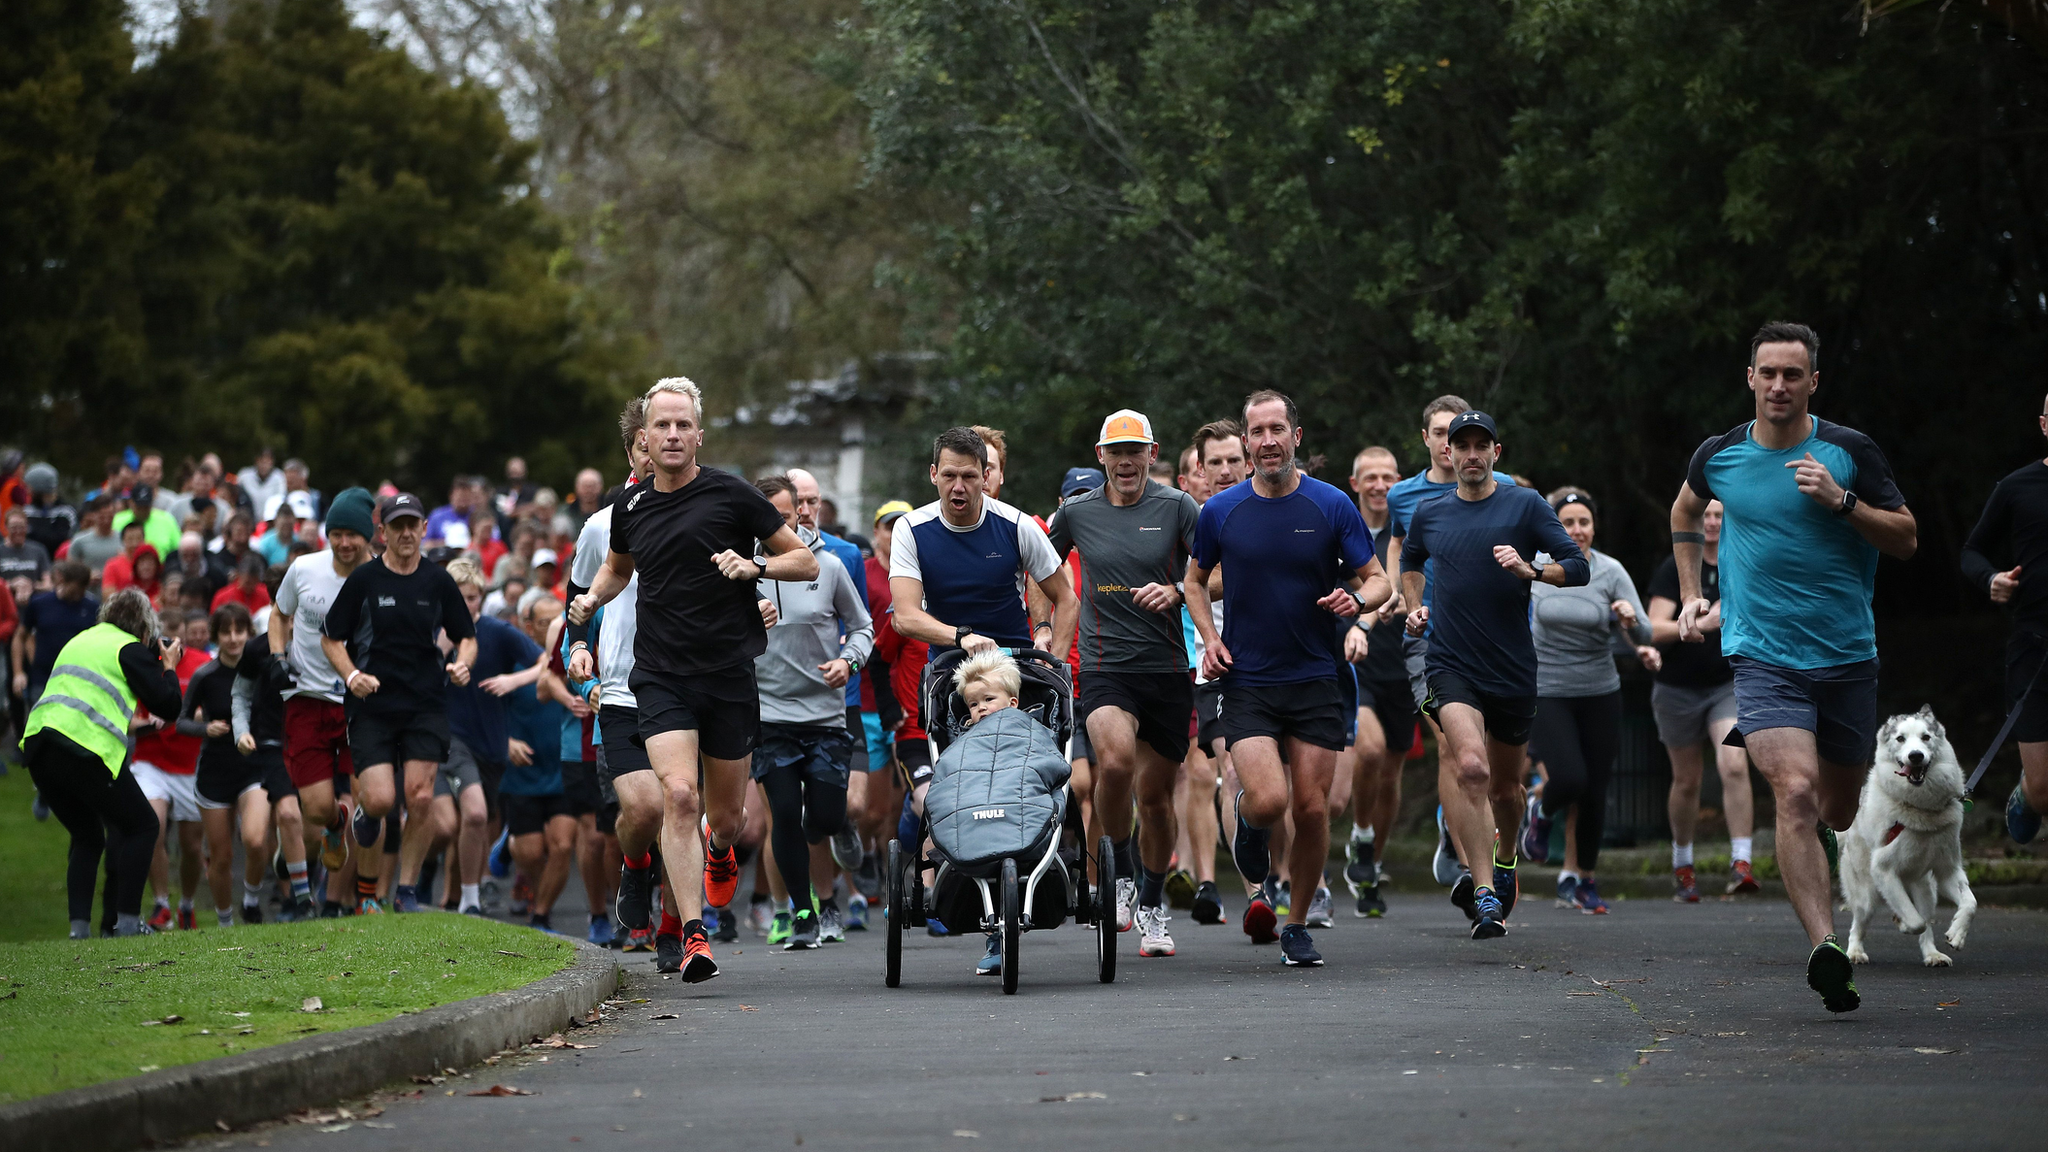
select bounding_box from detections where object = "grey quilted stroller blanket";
[925,707,1072,873]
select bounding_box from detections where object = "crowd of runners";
[17,318,2048,1015]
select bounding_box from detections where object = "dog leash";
[1963,649,2048,810]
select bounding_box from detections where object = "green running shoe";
[1806,934,1860,1013]
[1817,821,1840,882]
[767,908,793,946]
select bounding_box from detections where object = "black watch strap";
[1834,489,1858,517]
[955,624,973,647]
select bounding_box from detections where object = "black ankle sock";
[1112,836,1135,880]
[1139,866,1167,908]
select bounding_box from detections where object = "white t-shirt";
[274,550,350,702]
[572,505,639,709]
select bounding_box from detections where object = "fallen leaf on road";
[1566,992,1600,997]
[1038,1092,1107,1103]
[1913,1047,1958,1055]
[1936,999,1960,1008]
[953,1131,979,1139]
[736,1004,758,1011]
[301,997,323,1013]
[411,1075,445,1085]
[317,1124,352,1134]
[468,1085,537,1097]
[650,1013,679,1021]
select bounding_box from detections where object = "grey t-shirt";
[0,540,51,584]
[67,529,125,576]
[1529,548,1651,698]
[1046,480,1200,673]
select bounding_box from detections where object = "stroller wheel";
[886,839,904,988]
[1001,858,1021,995]
[1096,836,1117,983]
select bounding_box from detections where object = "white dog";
[1840,706,1977,967]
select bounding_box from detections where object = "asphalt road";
[209,888,2047,1151]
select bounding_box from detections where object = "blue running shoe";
[846,892,869,931]
[1432,806,1463,886]
[1278,923,1324,967]
[1519,794,1550,864]
[587,915,615,947]
[976,931,1002,975]
[702,906,721,937]
[392,884,421,913]
[1492,859,1518,920]
[2007,782,2041,845]
[1231,793,1270,886]
[1470,889,1507,939]
[1572,879,1610,915]
[1556,874,1580,907]
[487,826,513,879]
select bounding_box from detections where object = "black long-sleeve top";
[115,641,185,719]
[1961,460,2048,633]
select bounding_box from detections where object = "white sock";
[1350,824,1374,844]
[1672,843,1694,868]
[216,908,234,927]
[1558,870,1580,884]
[461,883,481,909]
[243,879,265,905]
[154,895,170,910]
[178,897,194,913]
[1731,837,1753,864]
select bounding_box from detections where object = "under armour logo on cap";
[1096,409,1155,447]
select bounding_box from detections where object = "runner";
[272,487,377,915]
[569,377,818,984]
[1168,443,1222,917]
[1188,420,1248,926]
[444,557,547,916]
[1646,498,1760,900]
[1520,487,1653,915]
[1185,391,1390,967]
[1047,410,1200,959]
[320,491,478,915]
[501,596,579,934]
[784,467,871,900]
[889,426,1077,976]
[1337,446,1415,918]
[228,605,316,921]
[750,475,874,949]
[1960,400,2048,846]
[1401,410,1588,940]
[132,610,208,930]
[1670,321,1915,1013]
[1385,396,1516,893]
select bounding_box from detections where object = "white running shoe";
[1305,886,1335,929]
[1136,905,1176,957]
[1115,877,1137,933]
[819,902,847,943]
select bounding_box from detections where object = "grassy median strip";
[0,914,575,1103]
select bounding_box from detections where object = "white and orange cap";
[1097,409,1155,447]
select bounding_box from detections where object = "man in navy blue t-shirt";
[1186,390,1389,968]
[1401,411,1587,940]
[1669,321,1915,1014]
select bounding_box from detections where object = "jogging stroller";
[885,647,1116,994]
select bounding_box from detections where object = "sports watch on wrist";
[955,624,974,647]
[1834,489,1859,518]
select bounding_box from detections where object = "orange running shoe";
[1726,858,1762,895]
[701,817,740,908]
[148,904,175,931]
[680,924,720,984]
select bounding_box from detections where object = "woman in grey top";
[1521,488,1655,914]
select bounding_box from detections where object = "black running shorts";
[629,667,761,762]
[1219,677,1349,753]
[503,791,577,836]
[1422,669,1536,747]
[2007,629,2048,745]
[598,703,651,783]
[1196,681,1225,749]
[1079,669,1194,763]
[347,708,451,772]
[1356,674,1417,755]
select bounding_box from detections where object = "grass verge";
[0,766,75,944]
[0,914,574,1103]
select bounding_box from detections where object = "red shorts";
[285,696,354,788]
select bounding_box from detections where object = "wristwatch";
[1530,555,1549,580]
[1349,588,1370,613]
[1834,489,1859,518]
[753,557,769,579]
[955,624,974,647]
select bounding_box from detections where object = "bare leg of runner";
[1745,727,1867,945]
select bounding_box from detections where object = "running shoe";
[830,824,864,873]
[322,798,351,870]
[819,901,847,943]
[320,900,346,919]
[712,906,739,943]
[846,892,869,931]
[1354,882,1386,919]
[1163,869,1196,910]
[285,896,315,922]
[1470,888,1507,939]
[392,884,421,914]
[1572,879,1610,915]
[1278,923,1324,967]
[1242,882,1279,945]
[358,897,385,915]
[1343,839,1375,898]
[1432,806,1463,886]
[1231,797,1271,890]
[1673,865,1700,903]
[509,876,532,916]
[177,907,197,931]
[1115,877,1137,933]
[786,908,821,950]
[701,817,741,908]
[582,913,612,947]
[1519,793,1550,864]
[1492,859,1518,920]
[748,897,775,935]
[654,931,684,973]
[1726,859,1762,895]
[854,854,882,900]
[147,904,174,932]
[1137,906,1176,957]
[462,904,487,918]
[241,902,264,925]
[622,926,655,952]
[1190,880,1227,925]
[1806,934,1860,1013]
[2007,782,2041,845]
[1555,874,1580,907]
[1274,880,1291,918]
[1305,886,1335,929]
[615,858,655,931]
[1817,821,1840,882]
[529,914,558,934]
[767,908,794,946]
[1450,871,1478,924]
[976,931,1003,976]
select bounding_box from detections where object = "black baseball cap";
[379,492,426,523]
[1444,410,1499,445]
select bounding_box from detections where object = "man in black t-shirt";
[570,377,816,983]
[321,493,477,914]
[1961,401,2048,845]
[1645,498,1758,902]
